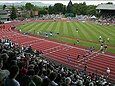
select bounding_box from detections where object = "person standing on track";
[67,54,71,63]
[106,67,110,80]
[99,44,104,53]
[77,54,80,60]
[76,39,79,44]
[103,44,108,53]
[107,38,110,42]
[76,28,78,32]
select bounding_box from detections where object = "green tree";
[54,3,64,14]
[63,5,66,14]
[25,3,34,11]
[48,5,54,14]
[25,3,35,18]
[87,5,96,16]
[82,2,87,15]
[73,2,93,15]
[3,4,6,10]
[19,5,25,10]
[33,5,39,11]
[10,6,17,20]
[67,0,73,13]
[73,3,80,14]
[77,2,87,15]
[30,10,34,18]
[38,7,47,15]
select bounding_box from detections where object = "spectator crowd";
[0,38,114,86]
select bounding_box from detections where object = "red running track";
[0,22,115,83]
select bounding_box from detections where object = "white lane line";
[43,45,61,52]
[44,46,71,54]
[21,40,38,45]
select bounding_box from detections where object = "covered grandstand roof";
[96,4,115,10]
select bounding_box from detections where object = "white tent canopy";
[91,15,96,19]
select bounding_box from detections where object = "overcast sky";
[0,0,115,5]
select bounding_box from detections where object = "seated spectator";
[4,65,20,86]
[77,79,83,86]
[0,58,10,86]
[65,77,71,86]
[49,72,58,86]
[42,78,50,86]
[32,75,43,86]
[0,53,9,69]
[26,69,36,86]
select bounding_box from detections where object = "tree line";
[2,2,113,20]
[48,2,97,16]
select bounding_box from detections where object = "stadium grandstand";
[96,4,115,24]
[0,10,10,23]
